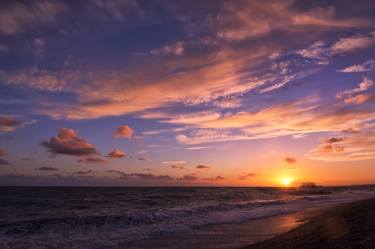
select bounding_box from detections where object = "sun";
[281,177,293,187]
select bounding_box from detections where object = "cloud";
[128,173,173,181]
[93,0,141,21]
[337,77,373,99]
[284,157,297,164]
[113,125,134,140]
[106,169,127,177]
[162,160,186,165]
[77,157,107,163]
[186,146,210,150]
[0,148,6,157]
[213,98,241,109]
[161,111,221,125]
[216,1,367,41]
[337,77,375,105]
[170,95,375,145]
[338,60,375,73]
[150,41,185,56]
[35,166,58,171]
[326,137,344,143]
[196,164,210,169]
[31,45,274,120]
[296,32,375,64]
[74,170,92,175]
[178,174,199,181]
[0,1,66,35]
[0,115,35,132]
[202,176,225,181]
[296,41,331,65]
[331,33,375,53]
[41,128,97,156]
[171,165,185,170]
[308,123,375,161]
[106,170,173,181]
[176,129,252,145]
[0,148,10,165]
[107,148,126,158]
[238,173,258,180]
[344,94,375,105]
[0,159,10,165]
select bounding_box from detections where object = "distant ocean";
[1,186,375,249]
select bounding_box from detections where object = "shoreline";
[242,197,375,249]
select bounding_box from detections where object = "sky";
[0,0,375,186]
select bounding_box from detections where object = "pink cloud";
[113,125,134,140]
[107,148,126,158]
[41,128,97,156]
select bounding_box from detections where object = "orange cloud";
[113,125,134,140]
[344,94,375,105]
[41,128,97,156]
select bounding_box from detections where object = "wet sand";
[242,198,375,249]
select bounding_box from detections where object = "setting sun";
[281,177,293,187]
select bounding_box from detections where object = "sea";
[0,185,375,249]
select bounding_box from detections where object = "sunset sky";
[0,0,375,186]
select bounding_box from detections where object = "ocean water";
[0,185,374,249]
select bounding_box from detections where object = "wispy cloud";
[150,41,185,56]
[296,32,375,64]
[162,161,186,165]
[0,115,35,132]
[216,1,368,41]
[338,60,375,73]
[0,1,66,35]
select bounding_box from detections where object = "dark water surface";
[0,186,374,249]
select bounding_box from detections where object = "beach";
[243,198,375,249]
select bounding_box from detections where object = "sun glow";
[281,177,293,187]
